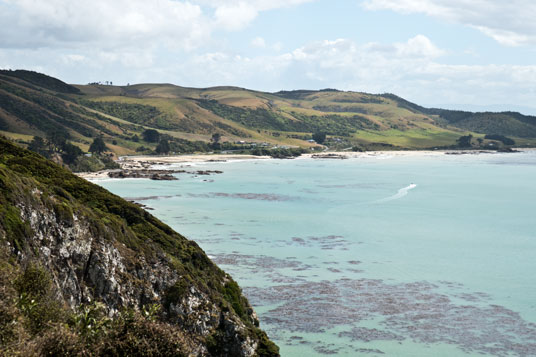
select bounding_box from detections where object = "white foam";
[375,183,417,203]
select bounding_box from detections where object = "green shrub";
[223,280,246,320]
[72,155,105,172]
[39,324,86,356]
[53,202,74,226]
[0,262,19,348]
[255,328,281,356]
[14,265,64,334]
[163,279,190,311]
[100,313,187,357]
[0,205,32,252]
[70,302,111,340]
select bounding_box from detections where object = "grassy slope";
[0,75,148,155]
[2,70,536,152]
[77,84,536,149]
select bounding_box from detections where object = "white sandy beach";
[76,149,532,180]
[121,153,272,164]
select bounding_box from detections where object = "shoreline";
[76,154,272,180]
[76,149,533,180]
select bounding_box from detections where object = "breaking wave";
[375,183,417,203]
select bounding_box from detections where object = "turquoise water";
[96,151,536,356]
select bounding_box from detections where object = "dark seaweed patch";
[355,348,385,354]
[188,192,298,201]
[124,194,177,201]
[338,327,403,342]
[313,343,341,355]
[211,253,313,281]
[288,235,352,250]
[245,279,536,356]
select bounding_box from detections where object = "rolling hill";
[2,69,536,159]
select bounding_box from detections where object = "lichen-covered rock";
[0,137,279,356]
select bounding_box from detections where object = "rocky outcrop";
[107,169,223,180]
[311,153,347,159]
[0,137,278,356]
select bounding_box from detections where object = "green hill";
[0,69,81,94]
[0,136,278,355]
[2,70,536,157]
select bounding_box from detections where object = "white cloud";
[0,0,210,51]
[0,0,314,50]
[1,0,534,113]
[201,0,316,31]
[195,0,314,12]
[15,33,529,110]
[365,35,445,58]
[214,2,258,31]
[251,37,267,48]
[164,36,536,110]
[61,54,86,65]
[272,42,283,51]
[396,35,445,57]
[362,0,536,46]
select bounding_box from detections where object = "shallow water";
[96,151,536,356]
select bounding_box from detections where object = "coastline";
[76,153,272,180]
[76,149,533,180]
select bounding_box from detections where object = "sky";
[1,0,536,113]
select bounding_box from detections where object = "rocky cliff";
[0,137,278,356]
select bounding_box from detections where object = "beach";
[76,149,532,180]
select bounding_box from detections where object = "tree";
[155,139,170,154]
[47,130,69,152]
[211,133,221,144]
[28,136,49,157]
[457,134,473,148]
[89,137,108,154]
[312,132,326,144]
[484,134,515,146]
[210,133,222,150]
[61,143,83,165]
[142,129,160,143]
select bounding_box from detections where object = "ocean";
[95,151,536,356]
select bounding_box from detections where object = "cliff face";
[0,137,278,356]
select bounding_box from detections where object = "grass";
[4,71,535,156]
[0,131,34,142]
[354,128,463,148]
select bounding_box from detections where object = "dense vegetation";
[251,147,307,158]
[197,99,378,136]
[0,260,194,356]
[80,100,162,126]
[450,112,536,137]
[0,137,279,355]
[272,89,341,100]
[0,79,112,138]
[196,99,292,131]
[382,93,536,138]
[0,69,81,94]
[484,134,515,145]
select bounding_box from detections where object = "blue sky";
[1,0,536,113]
